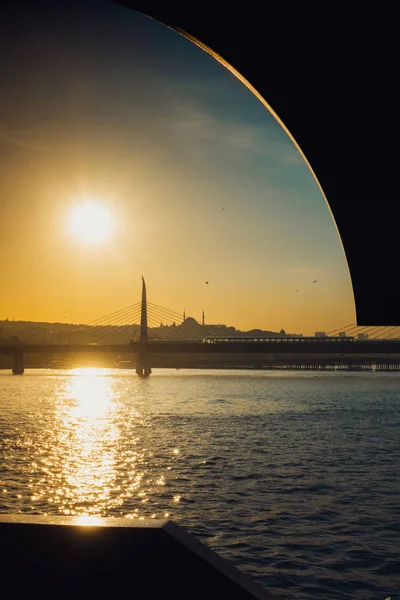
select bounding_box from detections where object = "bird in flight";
[221,207,225,211]
[205,281,209,284]
[295,289,299,292]
[313,280,317,283]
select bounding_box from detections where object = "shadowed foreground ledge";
[0,515,278,599]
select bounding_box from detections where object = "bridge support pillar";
[135,342,151,378]
[134,276,151,378]
[12,352,24,375]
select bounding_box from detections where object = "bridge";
[1,278,400,375]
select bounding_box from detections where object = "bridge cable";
[147,302,184,321]
[88,309,142,343]
[368,325,394,339]
[326,323,356,335]
[51,303,141,342]
[65,305,142,344]
[147,316,187,341]
[65,309,141,342]
[387,327,400,339]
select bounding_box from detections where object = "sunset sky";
[0,0,355,334]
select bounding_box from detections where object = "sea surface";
[0,368,399,600]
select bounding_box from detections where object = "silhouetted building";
[182,317,198,326]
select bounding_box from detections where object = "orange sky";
[0,2,355,336]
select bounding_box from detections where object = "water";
[0,368,399,600]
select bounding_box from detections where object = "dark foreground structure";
[115,1,400,328]
[0,515,276,599]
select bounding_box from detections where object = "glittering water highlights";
[0,368,399,600]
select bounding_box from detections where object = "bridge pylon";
[134,276,151,378]
[12,351,24,375]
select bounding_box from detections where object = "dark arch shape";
[113,1,398,326]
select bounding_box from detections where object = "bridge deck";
[1,340,400,354]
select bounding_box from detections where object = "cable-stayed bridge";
[1,278,400,375]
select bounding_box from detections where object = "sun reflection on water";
[67,368,115,418]
[56,368,121,515]
[5,369,185,521]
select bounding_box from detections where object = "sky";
[0,0,355,334]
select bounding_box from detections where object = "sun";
[70,203,112,244]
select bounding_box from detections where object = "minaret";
[202,310,205,326]
[183,310,186,323]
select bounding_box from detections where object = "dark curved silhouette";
[114,1,399,325]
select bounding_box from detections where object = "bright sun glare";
[70,203,112,244]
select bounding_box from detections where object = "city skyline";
[0,0,355,335]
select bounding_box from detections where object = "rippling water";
[0,368,399,599]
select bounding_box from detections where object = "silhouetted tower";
[139,276,148,343]
[202,310,205,326]
[135,276,151,378]
[183,310,186,323]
